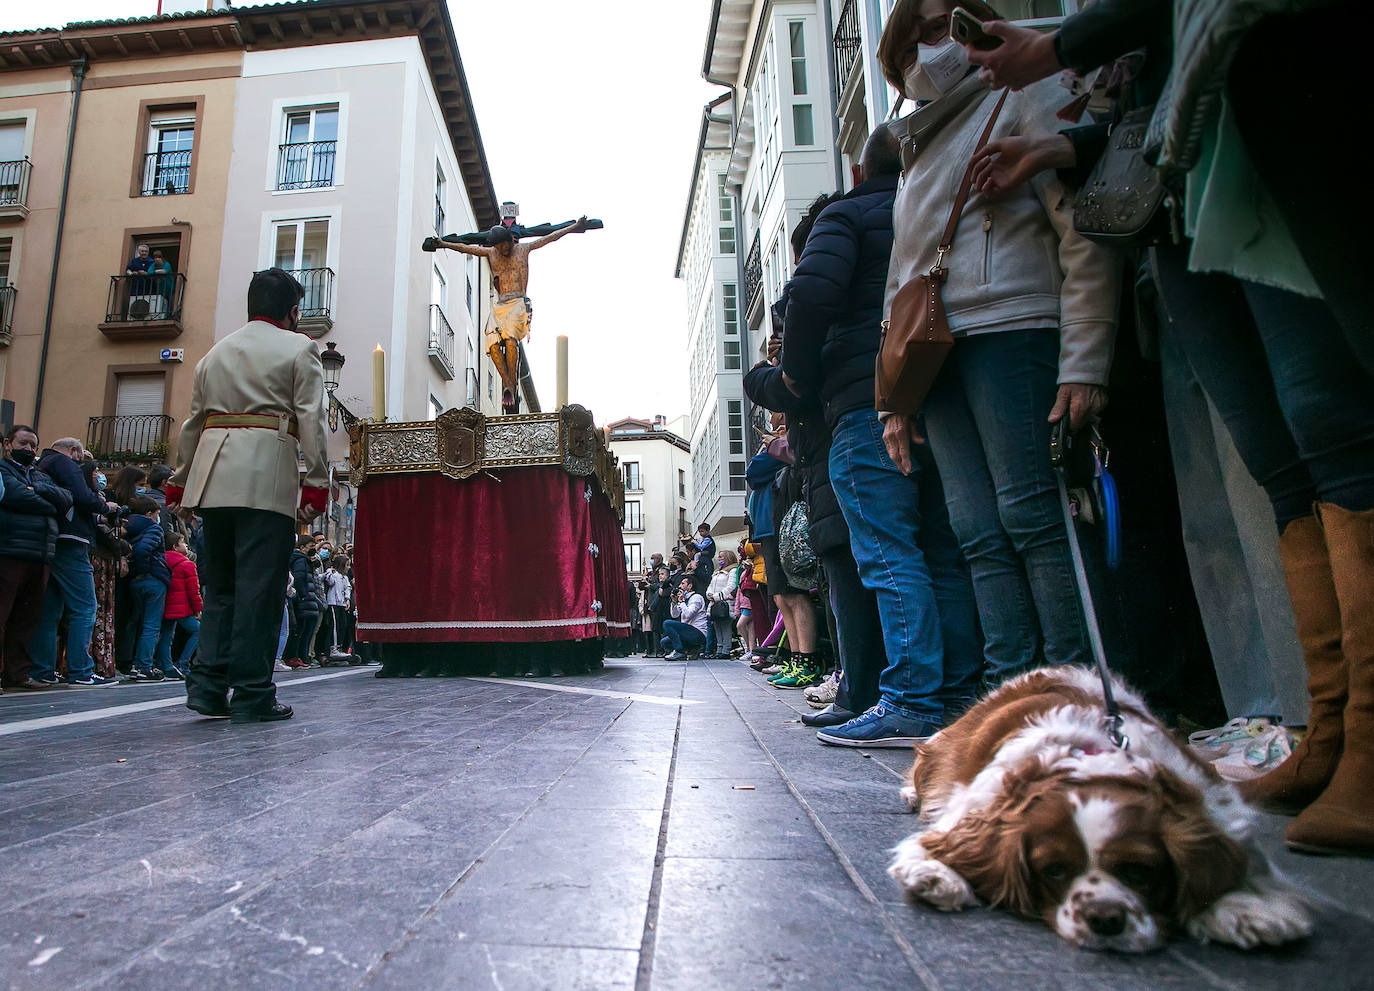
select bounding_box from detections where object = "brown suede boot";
[1238,514,1346,814]
[1288,505,1374,856]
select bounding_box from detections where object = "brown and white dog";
[888,666,1313,952]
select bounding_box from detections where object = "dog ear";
[922,761,1061,917]
[1157,769,1249,920]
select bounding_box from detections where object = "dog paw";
[1187,890,1313,949]
[900,785,920,813]
[889,842,977,912]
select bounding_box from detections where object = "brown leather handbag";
[877,89,1009,414]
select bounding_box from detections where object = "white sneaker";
[273,661,290,672]
[804,670,839,708]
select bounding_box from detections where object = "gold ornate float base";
[347,403,625,524]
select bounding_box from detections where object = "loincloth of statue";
[485,295,531,393]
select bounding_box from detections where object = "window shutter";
[115,374,165,417]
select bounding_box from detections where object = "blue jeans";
[130,575,168,672]
[277,603,290,661]
[660,621,706,655]
[155,615,200,672]
[922,329,1090,685]
[28,542,98,680]
[829,409,982,722]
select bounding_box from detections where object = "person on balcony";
[27,438,121,687]
[0,426,73,694]
[165,267,328,723]
[150,249,174,312]
[125,243,154,299]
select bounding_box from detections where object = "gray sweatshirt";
[885,75,1119,386]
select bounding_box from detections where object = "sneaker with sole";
[159,668,185,681]
[123,669,156,683]
[801,703,859,728]
[63,674,118,688]
[273,661,290,672]
[766,660,798,684]
[772,659,823,690]
[804,671,840,708]
[35,672,61,687]
[816,702,940,749]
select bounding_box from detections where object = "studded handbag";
[1072,105,1178,247]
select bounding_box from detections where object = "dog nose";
[1083,901,1127,937]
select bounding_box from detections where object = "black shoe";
[230,702,294,724]
[186,696,230,718]
[801,704,859,728]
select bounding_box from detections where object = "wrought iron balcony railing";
[282,267,335,319]
[0,158,32,210]
[428,304,456,380]
[833,0,862,102]
[105,272,185,323]
[0,285,15,344]
[86,414,174,465]
[276,140,337,190]
[140,149,192,196]
[743,229,763,315]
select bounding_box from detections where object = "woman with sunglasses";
[875,0,1120,690]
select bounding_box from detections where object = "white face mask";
[903,39,970,103]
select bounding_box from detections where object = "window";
[278,106,338,189]
[0,236,11,286]
[0,237,13,340]
[753,34,780,191]
[430,394,445,419]
[728,401,744,455]
[142,110,194,196]
[679,507,688,534]
[624,461,641,491]
[0,123,29,208]
[624,543,643,574]
[678,469,686,498]
[723,341,742,370]
[625,500,643,531]
[729,460,747,491]
[434,161,447,235]
[789,21,808,95]
[487,367,494,400]
[792,105,815,146]
[273,219,330,315]
[722,284,738,336]
[717,175,735,255]
[432,265,448,312]
[111,373,167,455]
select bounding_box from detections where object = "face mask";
[903,39,970,103]
[10,449,36,467]
[717,559,726,568]
[96,474,107,488]
[136,486,147,495]
[319,550,330,560]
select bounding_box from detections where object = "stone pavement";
[1,658,1371,990]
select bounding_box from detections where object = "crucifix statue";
[423,201,603,412]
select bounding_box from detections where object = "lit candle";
[373,344,387,422]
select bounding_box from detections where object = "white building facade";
[608,415,693,580]
[213,4,507,537]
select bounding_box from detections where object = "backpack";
[777,501,819,590]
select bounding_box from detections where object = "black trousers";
[190,508,294,713]
[822,546,884,715]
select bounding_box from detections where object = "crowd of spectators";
[0,425,366,695]
[646,0,1373,857]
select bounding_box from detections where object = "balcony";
[140,150,192,196]
[283,267,335,337]
[427,304,456,380]
[0,159,31,221]
[276,140,337,190]
[833,0,862,103]
[99,273,185,341]
[0,284,14,347]
[742,229,762,317]
[86,414,174,466]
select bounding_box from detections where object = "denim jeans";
[922,329,1090,684]
[130,575,168,672]
[155,615,200,672]
[829,409,981,722]
[277,603,290,661]
[1151,245,1374,523]
[28,542,98,681]
[660,620,706,655]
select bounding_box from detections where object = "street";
[2,658,1371,990]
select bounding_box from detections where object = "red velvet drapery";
[354,468,631,643]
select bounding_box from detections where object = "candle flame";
[375,344,384,352]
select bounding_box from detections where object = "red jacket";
[164,550,203,619]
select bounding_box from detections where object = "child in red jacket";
[155,532,202,678]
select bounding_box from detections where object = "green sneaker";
[767,659,799,684]
[772,658,822,690]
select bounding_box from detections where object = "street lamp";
[321,341,354,433]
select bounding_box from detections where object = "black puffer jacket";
[781,173,898,427]
[0,457,74,563]
[35,449,107,546]
[290,550,321,618]
[744,363,848,557]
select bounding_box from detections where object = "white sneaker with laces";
[804,670,839,708]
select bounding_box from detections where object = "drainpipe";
[33,57,88,431]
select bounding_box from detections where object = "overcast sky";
[0,0,717,425]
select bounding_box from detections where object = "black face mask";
[10,449,36,467]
